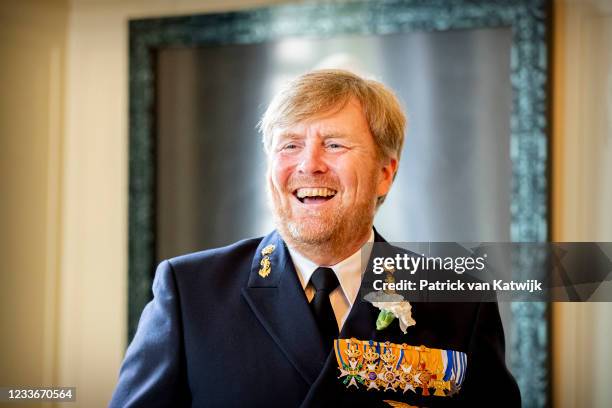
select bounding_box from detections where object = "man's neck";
[284,226,373,266]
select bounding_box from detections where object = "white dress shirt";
[287,230,375,330]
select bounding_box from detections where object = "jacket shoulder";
[166,236,263,272]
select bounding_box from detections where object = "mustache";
[286,176,340,191]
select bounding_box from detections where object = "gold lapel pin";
[261,244,275,256]
[258,245,275,278]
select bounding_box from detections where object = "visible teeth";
[296,188,337,198]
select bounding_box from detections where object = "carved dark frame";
[128,1,550,406]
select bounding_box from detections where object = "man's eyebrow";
[320,132,348,139]
[274,131,348,142]
[275,132,303,141]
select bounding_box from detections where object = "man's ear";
[376,157,398,197]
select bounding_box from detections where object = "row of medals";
[337,341,459,397]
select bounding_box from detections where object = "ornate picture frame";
[128,1,550,405]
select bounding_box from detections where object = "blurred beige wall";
[2,0,612,407]
[0,3,67,408]
[552,1,612,407]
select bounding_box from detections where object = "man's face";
[267,98,396,247]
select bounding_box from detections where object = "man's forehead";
[271,99,368,140]
[274,123,345,140]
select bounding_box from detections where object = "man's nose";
[297,144,328,174]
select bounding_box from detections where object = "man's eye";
[327,143,344,149]
[277,142,298,151]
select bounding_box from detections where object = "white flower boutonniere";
[364,291,416,334]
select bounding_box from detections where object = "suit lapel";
[241,231,328,385]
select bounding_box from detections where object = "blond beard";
[268,179,377,263]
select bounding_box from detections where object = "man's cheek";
[267,176,286,204]
[270,168,290,193]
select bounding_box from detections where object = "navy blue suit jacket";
[110,230,520,407]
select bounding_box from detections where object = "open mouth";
[293,187,337,204]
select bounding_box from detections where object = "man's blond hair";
[259,69,406,163]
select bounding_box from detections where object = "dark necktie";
[309,267,340,353]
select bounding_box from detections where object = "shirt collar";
[287,229,375,307]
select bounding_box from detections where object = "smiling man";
[110,70,520,407]
[264,80,398,266]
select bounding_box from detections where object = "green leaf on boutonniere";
[376,309,396,330]
[365,291,416,334]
